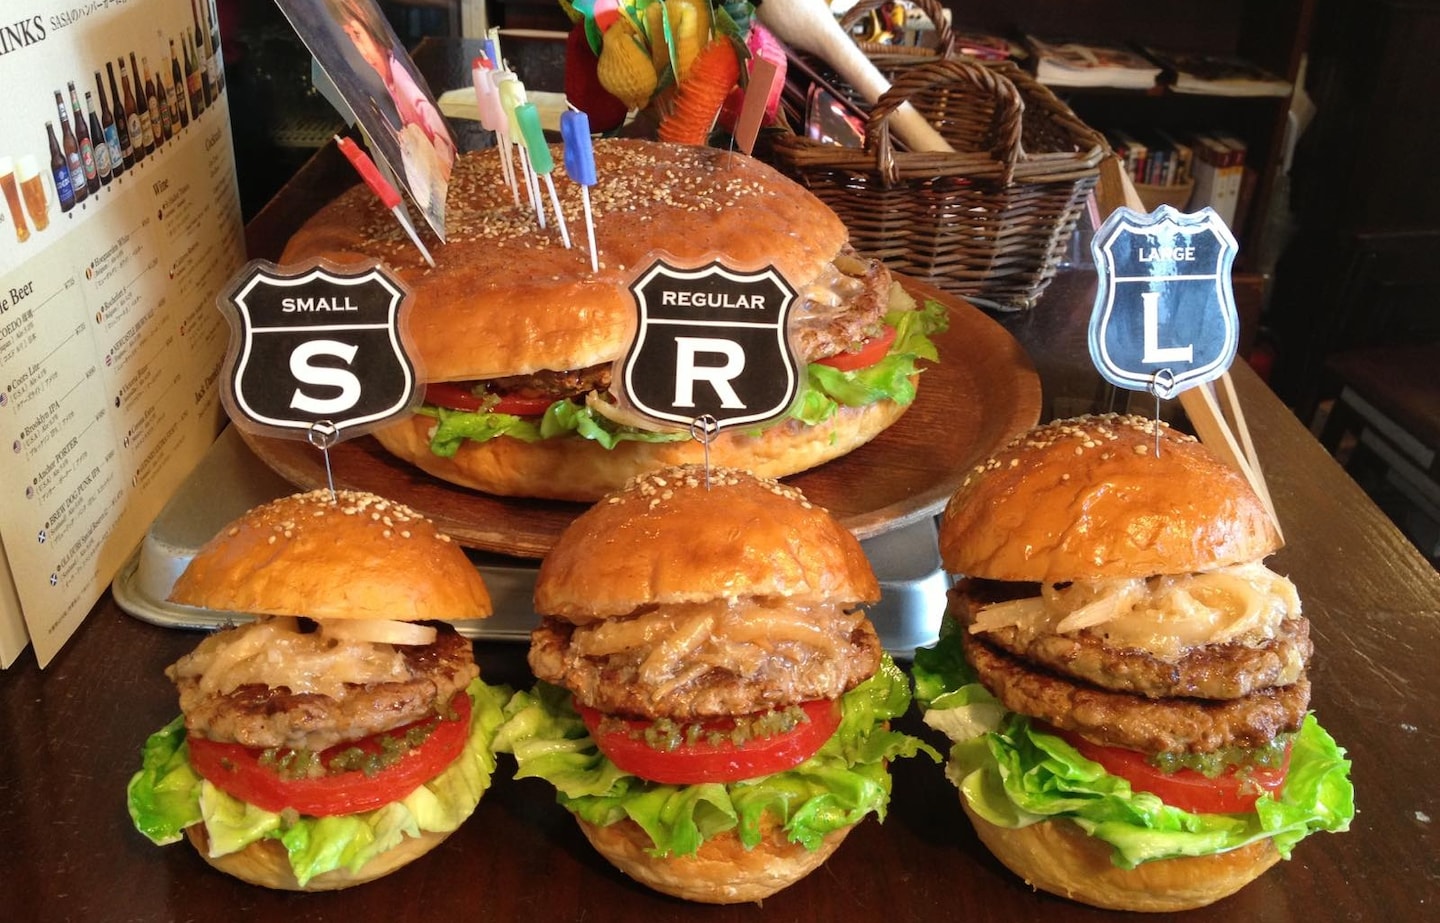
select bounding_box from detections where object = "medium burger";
[126,489,512,890]
[912,414,1354,912]
[279,138,946,501]
[494,465,934,903]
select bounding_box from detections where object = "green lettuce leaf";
[911,625,1355,870]
[127,678,512,887]
[493,654,938,857]
[422,298,949,454]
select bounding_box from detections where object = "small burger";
[912,414,1354,912]
[126,489,512,890]
[279,139,946,501]
[494,465,934,903]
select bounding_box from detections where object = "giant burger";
[126,489,512,890]
[912,414,1354,912]
[495,465,934,903]
[279,139,945,501]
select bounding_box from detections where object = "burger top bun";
[940,413,1281,583]
[535,465,879,622]
[169,489,492,621]
[279,139,850,382]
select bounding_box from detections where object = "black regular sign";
[219,260,418,438]
[622,260,800,431]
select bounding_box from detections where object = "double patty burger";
[913,414,1353,912]
[127,490,512,890]
[495,465,933,903]
[279,139,945,501]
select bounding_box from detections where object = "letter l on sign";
[1141,291,1195,364]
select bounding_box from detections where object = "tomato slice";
[424,382,555,416]
[187,692,471,817]
[814,325,897,372]
[488,393,557,416]
[425,381,485,412]
[1055,728,1290,815]
[576,699,842,785]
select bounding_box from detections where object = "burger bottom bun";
[962,801,1280,912]
[375,395,914,501]
[577,816,853,904]
[185,823,451,891]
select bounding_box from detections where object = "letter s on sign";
[289,340,362,414]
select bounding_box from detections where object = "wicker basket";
[838,0,955,66]
[771,57,1107,311]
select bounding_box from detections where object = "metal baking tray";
[112,427,951,654]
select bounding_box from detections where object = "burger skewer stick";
[306,420,340,502]
[486,26,503,76]
[732,56,781,158]
[333,135,435,268]
[1104,155,1281,537]
[756,0,954,153]
[490,71,526,207]
[472,56,518,200]
[560,109,599,272]
[499,76,544,228]
[516,103,572,249]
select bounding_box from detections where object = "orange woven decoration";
[657,38,741,145]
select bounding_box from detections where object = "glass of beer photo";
[0,156,30,243]
[18,154,51,234]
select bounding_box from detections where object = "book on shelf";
[1144,47,1293,97]
[1105,128,1194,188]
[952,31,1025,63]
[1189,132,1247,227]
[1024,34,1162,90]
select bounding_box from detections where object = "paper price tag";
[620,258,800,432]
[1088,205,1239,399]
[216,259,421,440]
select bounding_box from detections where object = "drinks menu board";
[0,0,239,667]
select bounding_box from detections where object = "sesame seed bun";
[576,816,853,905]
[167,489,492,621]
[535,465,880,623]
[184,823,455,892]
[961,801,1281,912]
[280,139,850,382]
[938,414,1282,582]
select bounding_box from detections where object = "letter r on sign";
[673,337,746,409]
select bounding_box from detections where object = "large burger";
[126,489,512,890]
[912,414,1354,912]
[494,465,934,903]
[279,139,945,501]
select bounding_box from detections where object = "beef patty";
[963,633,1311,755]
[529,601,882,720]
[951,585,1313,701]
[172,622,478,752]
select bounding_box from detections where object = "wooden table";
[4,269,1437,921]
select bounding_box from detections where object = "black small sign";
[1089,205,1239,399]
[217,259,419,439]
[621,260,800,431]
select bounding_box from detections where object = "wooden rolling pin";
[756,0,955,153]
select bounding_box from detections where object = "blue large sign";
[1089,206,1239,399]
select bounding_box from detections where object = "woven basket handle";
[866,58,1025,185]
[838,0,956,57]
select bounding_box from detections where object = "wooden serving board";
[240,278,1041,558]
